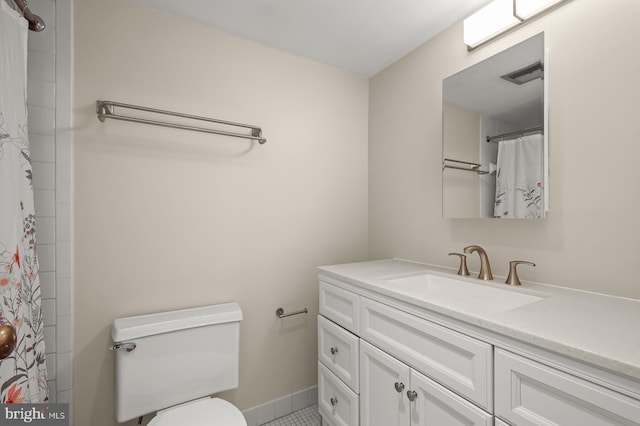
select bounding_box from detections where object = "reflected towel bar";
[443,158,489,175]
[486,126,542,143]
[96,100,267,144]
[276,307,308,318]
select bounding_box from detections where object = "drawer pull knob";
[330,397,338,406]
[394,382,405,393]
[406,390,418,402]
[330,346,339,355]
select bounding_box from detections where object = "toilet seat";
[148,397,246,426]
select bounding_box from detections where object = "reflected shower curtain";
[494,134,544,218]
[0,1,48,403]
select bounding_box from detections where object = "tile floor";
[260,404,321,426]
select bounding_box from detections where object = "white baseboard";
[242,385,318,426]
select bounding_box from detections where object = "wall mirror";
[442,32,548,219]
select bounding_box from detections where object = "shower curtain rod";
[11,0,45,32]
[486,126,543,143]
[96,100,267,144]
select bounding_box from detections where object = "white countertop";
[318,259,640,381]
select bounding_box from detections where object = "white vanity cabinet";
[494,348,640,425]
[317,269,640,426]
[360,340,493,426]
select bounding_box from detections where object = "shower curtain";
[494,133,544,218]
[0,1,49,403]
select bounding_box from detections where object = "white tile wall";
[37,244,56,272]
[54,0,73,409]
[30,134,56,163]
[39,271,56,299]
[27,51,55,81]
[32,161,56,190]
[26,0,73,411]
[34,188,56,216]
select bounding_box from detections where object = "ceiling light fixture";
[464,0,570,50]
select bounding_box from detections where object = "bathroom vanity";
[316,259,640,426]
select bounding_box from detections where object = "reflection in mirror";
[442,32,547,219]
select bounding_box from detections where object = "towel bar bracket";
[96,100,112,122]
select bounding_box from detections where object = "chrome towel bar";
[275,307,308,318]
[443,158,489,175]
[96,100,267,144]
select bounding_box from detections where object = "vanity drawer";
[360,297,493,411]
[319,281,360,334]
[495,348,640,426]
[318,315,359,392]
[318,361,359,426]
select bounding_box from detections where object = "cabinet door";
[360,340,411,426]
[410,369,493,426]
[495,348,640,426]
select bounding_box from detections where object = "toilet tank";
[112,303,243,423]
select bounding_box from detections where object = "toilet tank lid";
[112,302,242,342]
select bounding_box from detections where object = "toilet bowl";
[148,398,246,426]
[111,303,245,424]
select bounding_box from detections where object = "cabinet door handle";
[394,382,405,393]
[406,390,418,402]
[330,346,339,355]
[330,397,338,406]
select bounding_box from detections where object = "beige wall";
[369,0,640,299]
[73,1,368,425]
[442,103,481,217]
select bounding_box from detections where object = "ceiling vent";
[501,61,544,85]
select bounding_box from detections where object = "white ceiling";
[130,0,489,76]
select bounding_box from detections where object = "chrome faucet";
[463,245,493,280]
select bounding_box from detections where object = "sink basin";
[382,273,547,315]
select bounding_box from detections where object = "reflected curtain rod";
[486,126,543,143]
[11,0,45,32]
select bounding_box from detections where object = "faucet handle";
[448,253,470,276]
[505,261,536,286]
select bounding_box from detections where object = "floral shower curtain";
[0,1,49,403]
[494,133,544,219]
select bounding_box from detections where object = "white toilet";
[111,302,247,425]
